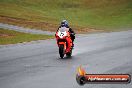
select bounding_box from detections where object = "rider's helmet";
[61,20,69,28]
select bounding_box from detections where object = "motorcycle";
[55,27,73,58]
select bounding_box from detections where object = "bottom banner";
[76,66,131,85]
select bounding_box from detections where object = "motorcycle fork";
[59,42,66,50]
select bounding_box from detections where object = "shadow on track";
[59,56,73,60]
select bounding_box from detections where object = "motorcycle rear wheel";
[66,49,72,57]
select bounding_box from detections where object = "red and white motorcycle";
[55,27,73,58]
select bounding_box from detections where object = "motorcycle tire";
[66,49,72,57]
[59,45,64,58]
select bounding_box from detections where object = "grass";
[0,0,132,32]
[0,28,54,45]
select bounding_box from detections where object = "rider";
[58,20,75,47]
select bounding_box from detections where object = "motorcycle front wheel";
[59,45,64,58]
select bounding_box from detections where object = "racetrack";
[0,30,132,88]
[0,23,55,35]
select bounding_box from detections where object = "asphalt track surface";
[0,23,55,35]
[0,30,132,88]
